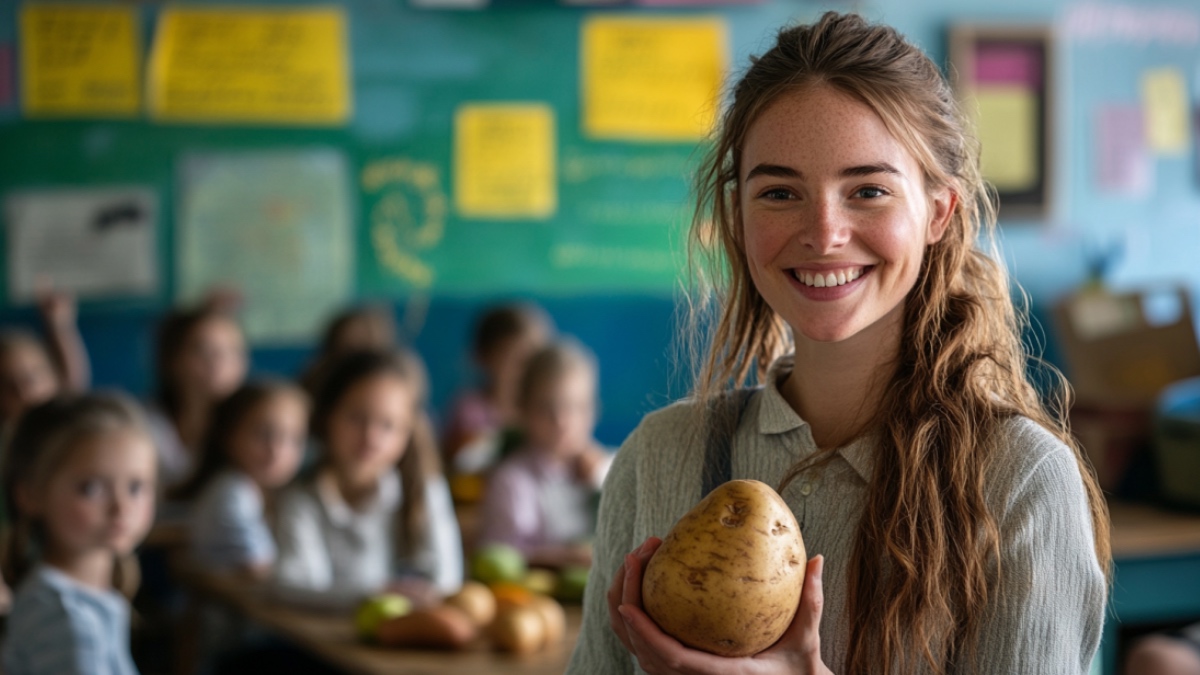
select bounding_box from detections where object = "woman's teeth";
[793,267,864,288]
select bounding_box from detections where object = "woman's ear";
[926,188,956,245]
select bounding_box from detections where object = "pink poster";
[1096,103,1152,197]
[974,43,1042,89]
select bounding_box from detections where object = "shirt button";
[800,482,813,496]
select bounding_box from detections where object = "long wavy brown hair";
[689,12,1110,674]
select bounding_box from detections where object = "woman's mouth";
[790,265,871,288]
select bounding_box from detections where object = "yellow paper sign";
[582,16,726,141]
[1142,67,1190,155]
[148,6,350,125]
[20,4,140,117]
[455,104,556,219]
[973,86,1038,192]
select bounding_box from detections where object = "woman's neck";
[42,546,114,592]
[784,313,903,450]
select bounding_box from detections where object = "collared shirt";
[271,468,463,611]
[189,469,275,571]
[2,566,138,675]
[478,446,613,555]
[567,356,1106,675]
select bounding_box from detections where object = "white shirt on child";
[271,469,463,611]
[189,469,275,572]
[1,565,138,675]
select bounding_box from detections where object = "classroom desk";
[181,569,582,675]
[1102,501,1200,675]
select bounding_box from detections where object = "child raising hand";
[1,393,157,675]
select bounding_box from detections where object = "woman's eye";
[129,480,144,497]
[760,188,794,200]
[78,479,102,498]
[855,186,888,199]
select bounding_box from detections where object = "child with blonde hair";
[1,393,157,675]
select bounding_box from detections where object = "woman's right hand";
[607,537,833,675]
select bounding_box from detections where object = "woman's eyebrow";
[840,162,900,177]
[744,162,901,181]
[745,163,802,181]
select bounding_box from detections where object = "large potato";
[642,479,806,657]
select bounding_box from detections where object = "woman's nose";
[800,198,851,253]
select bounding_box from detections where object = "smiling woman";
[567,11,1110,675]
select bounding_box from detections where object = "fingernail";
[618,605,632,622]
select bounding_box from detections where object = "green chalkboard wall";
[0,0,811,303]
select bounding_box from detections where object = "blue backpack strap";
[701,387,758,499]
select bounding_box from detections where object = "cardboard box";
[1051,286,1200,491]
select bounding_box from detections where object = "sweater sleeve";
[565,423,644,675]
[962,431,1107,675]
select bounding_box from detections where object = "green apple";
[354,593,412,641]
[470,543,527,585]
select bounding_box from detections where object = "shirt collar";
[755,355,875,482]
[317,468,401,526]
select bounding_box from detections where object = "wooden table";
[182,570,582,675]
[1102,501,1200,675]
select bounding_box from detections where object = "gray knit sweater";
[567,357,1106,674]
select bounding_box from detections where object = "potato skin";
[642,479,806,657]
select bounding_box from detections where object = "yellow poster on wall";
[455,103,556,219]
[973,86,1038,192]
[20,4,140,117]
[1142,67,1190,155]
[582,16,726,141]
[148,6,350,125]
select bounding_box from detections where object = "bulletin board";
[0,1,803,324]
[949,24,1055,220]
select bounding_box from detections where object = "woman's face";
[176,317,247,402]
[739,84,953,346]
[325,374,414,489]
[229,393,308,490]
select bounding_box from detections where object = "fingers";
[792,555,825,656]
[608,538,662,655]
[621,537,661,609]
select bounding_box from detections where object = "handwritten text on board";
[20,4,140,117]
[582,16,726,141]
[148,7,350,125]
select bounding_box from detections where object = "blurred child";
[176,380,308,578]
[299,304,398,397]
[1,393,157,675]
[0,289,91,433]
[443,302,554,473]
[272,349,462,611]
[149,304,248,490]
[478,339,612,568]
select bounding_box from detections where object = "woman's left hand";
[609,537,834,675]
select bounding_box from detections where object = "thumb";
[771,554,825,654]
